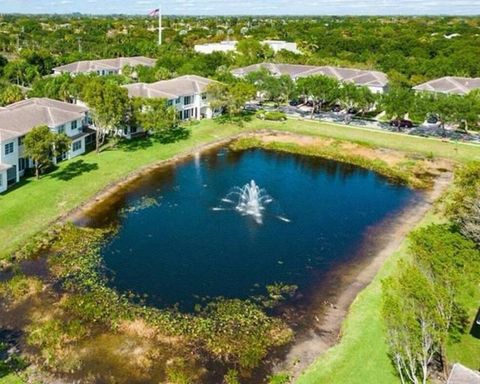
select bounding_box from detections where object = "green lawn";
[296,214,444,384]
[0,120,244,260]
[0,117,479,384]
[0,375,23,384]
[265,118,480,163]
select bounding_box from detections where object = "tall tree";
[380,86,415,122]
[131,97,177,136]
[236,39,274,66]
[81,79,130,152]
[0,84,24,106]
[296,75,340,117]
[207,81,256,115]
[382,263,440,384]
[23,125,71,179]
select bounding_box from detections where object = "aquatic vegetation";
[120,196,161,216]
[4,223,293,380]
[0,275,43,303]
[194,299,293,370]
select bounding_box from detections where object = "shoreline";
[65,133,247,225]
[272,169,453,380]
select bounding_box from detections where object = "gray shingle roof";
[0,163,12,172]
[123,75,216,99]
[53,56,156,74]
[413,77,480,95]
[0,98,88,141]
[447,364,480,384]
[231,63,388,88]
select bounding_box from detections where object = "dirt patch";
[257,131,453,172]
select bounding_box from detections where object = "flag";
[149,8,160,17]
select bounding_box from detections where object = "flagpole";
[158,5,162,46]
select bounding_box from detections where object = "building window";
[18,158,26,172]
[58,125,65,134]
[184,109,195,119]
[72,140,82,152]
[71,120,78,130]
[167,99,174,106]
[5,142,14,155]
[184,95,193,105]
[18,136,24,146]
[201,93,207,100]
[176,98,181,104]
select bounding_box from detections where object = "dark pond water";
[80,147,419,311]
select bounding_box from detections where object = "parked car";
[244,103,261,112]
[390,119,413,129]
[331,104,342,113]
[427,115,439,124]
[347,107,359,115]
[289,99,300,107]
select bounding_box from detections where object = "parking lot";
[245,102,480,145]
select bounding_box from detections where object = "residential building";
[262,40,301,54]
[447,363,480,384]
[232,63,389,94]
[52,56,157,76]
[413,76,480,95]
[194,40,301,55]
[0,98,92,193]
[123,75,219,131]
[194,40,237,54]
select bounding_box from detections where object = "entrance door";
[6,165,17,186]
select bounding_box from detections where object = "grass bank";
[230,135,439,188]
[296,213,441,384]
[0,121,244,261]
[262,118,480,163]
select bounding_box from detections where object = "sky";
[0,0,479,16]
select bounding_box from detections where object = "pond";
[79,146,420,312]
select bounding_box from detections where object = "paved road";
[253,103,480,145]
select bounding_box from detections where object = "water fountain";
[215,180,274,224]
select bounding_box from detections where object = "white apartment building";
[123,75,219,135]
[413,76,480,95]
[52,56,157,77]
[194,40,237,54]
[232,63,389,94]
[194,40,301,55]
[0,98,92,193]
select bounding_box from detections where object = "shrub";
[268,373,291,384]
[256,110,287,121]
[165,358,193,384]
[224,369,240,384]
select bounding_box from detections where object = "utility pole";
[158,5,162,46]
